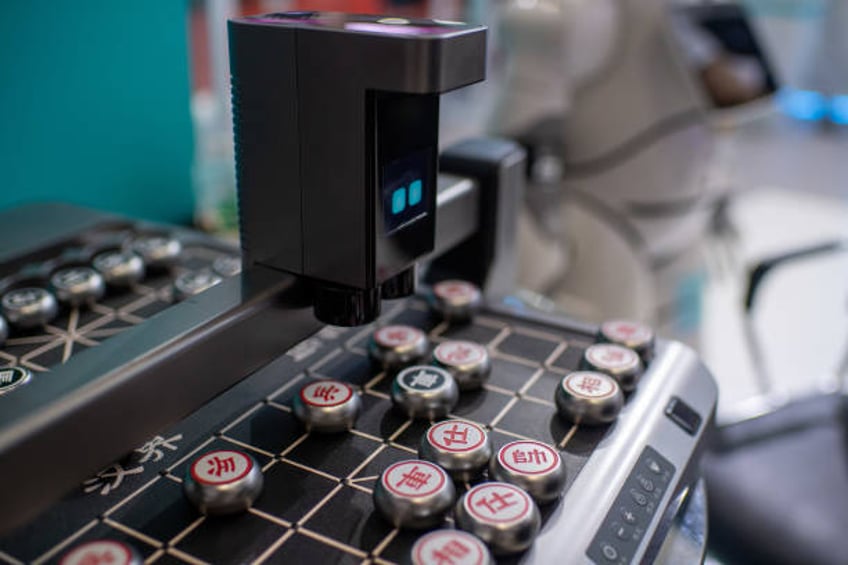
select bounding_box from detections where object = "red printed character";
[430,539,471,565]
[575,375,604,395]
[475,490,517,515]
[377,325,420,347]
[437,282,471,299]
[601,348,626,363]
[512,448,548,466]
[312,384,339,403]
[441,423,469,447]
[60,541,133,565]
[395,465,433,491]
[445,344,473,363]
[207,455,236,478]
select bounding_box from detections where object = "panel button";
[665,396,702,436]
[646,458,662,475]
[601,543,619,561]
[612,522,633,541]
[630,489,647,506]
[588,447,675,565]
[620,507,638,525]
[637,475,655,493]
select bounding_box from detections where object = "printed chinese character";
[445,345,474,363]
[312,384,340,402]
[439,284,467,299]
[575,375,603,394]
[83,463,144,496]
[441,423,469,446]
[135,433,182,463]
[395,465,432,491]
[431,540,471,565]
[409,370,440,389]
[475,490,517,515]
[602,349,626,363]
[77,550,117,565]
[615,324,637,337]
[8,289,40,306]
[57,269,88,286]
[207,455,236,477]
[99,253,123,269]
[512,448,548,466]
[386,329,411,343]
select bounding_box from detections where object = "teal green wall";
[0,0,195,224]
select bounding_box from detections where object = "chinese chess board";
[0,295,599,564]
[0,207,715,565]
[0,225,237,374]
[0,292,708,564]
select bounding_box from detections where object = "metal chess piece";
[455,482,541,555]
[293,379,362,433]
[431,340,491,391]
[373,459,456,529]
[490,440,565,504]
[419,419,492,481]
[1,287,59,329]
[555,371,624,425]
[391,366,459,419]
[183,449,264,515]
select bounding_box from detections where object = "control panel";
[588,446,676,564]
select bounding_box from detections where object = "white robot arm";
[489,0,723,325]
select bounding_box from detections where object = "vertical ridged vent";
[229,74,250,258]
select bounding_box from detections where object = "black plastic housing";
[228,13,486,324]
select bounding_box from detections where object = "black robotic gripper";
[228,12,487,325]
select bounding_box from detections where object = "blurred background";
[1,1,847,560]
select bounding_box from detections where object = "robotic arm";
[487,0,739,324]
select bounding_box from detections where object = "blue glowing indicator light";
[778,88,828,122]
[408,179,422,206]
[392,187,407,214]
[830,95,848,125]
